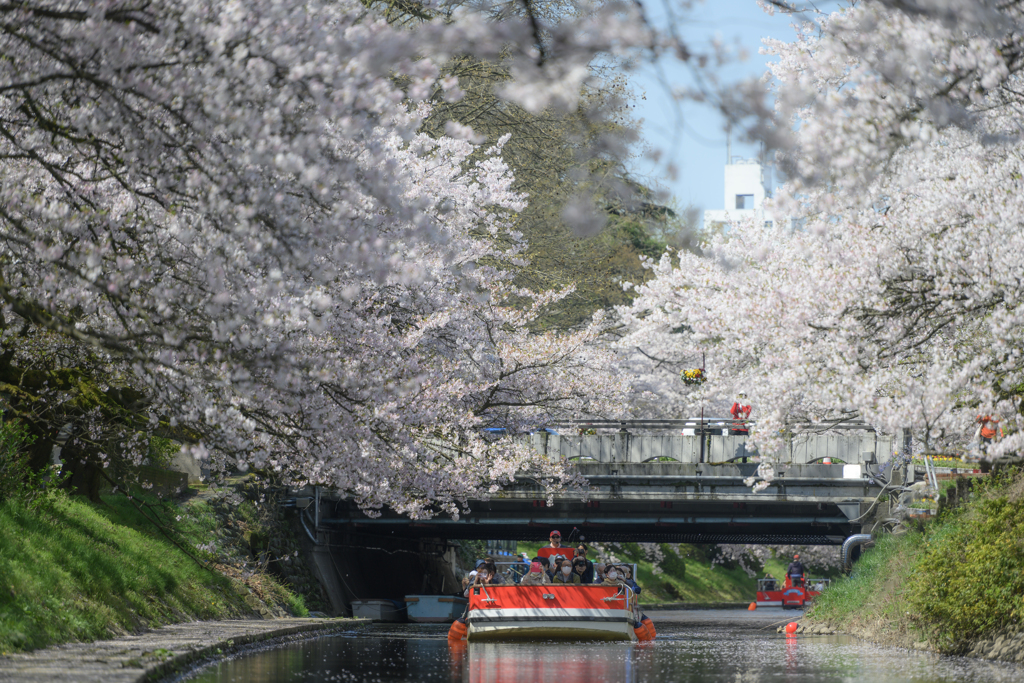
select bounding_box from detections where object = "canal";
[181,615,1021,683]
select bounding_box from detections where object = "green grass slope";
[808,470,1024,653]
[0,494,254,653]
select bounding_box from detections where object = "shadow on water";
[182,623,1022,683]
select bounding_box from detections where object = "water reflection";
[184,624,1022,683]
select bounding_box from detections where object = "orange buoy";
[785,622,799,635]
[748,602,757,611]
[641,616,657,640]
[447,619,468,641]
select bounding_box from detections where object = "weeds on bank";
[808,532,925,645]
[809,469,1024,653]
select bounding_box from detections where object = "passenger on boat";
[787,554,805,587]
[535,555,553,580]
[573,545,595,583]
[572,558,589,583]
[553,560,581,584]
[463,559,486,589]
[547,530,563,551]
[473,567,500,586]
[600,565,627,586]
[552,554,569,576]
[762,573,777,591]
[619,566,641,595]
[485,561,506,584]
[520,561,551,585]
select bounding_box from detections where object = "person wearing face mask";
[619,565,641,595]
[601,564,626,586]
[553,559,581,584]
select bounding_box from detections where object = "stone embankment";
[774,622,838,636]
[964,629,1024,664]
[0,618,368,683]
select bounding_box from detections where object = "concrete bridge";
[297,420,910,616]
[525,419,901,466]
[317,421,908,546]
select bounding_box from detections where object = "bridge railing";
[519,421,895,466]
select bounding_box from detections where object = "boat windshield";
[489,561,640,585]
[759,577,832,591]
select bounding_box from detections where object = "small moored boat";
[405,594,468,622]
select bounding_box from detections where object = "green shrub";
[658,544,686,578]
[908,488,1024,650]
[147,436,180,469]
[0,416,37,498]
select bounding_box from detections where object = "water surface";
[184,621,1020,683]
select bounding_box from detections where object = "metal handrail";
[541,419,877,431]
[602,585,627,601]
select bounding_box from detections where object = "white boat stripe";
[469,608,627,619]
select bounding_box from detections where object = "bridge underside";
[320,463,887,545]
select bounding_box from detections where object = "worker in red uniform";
[976,415,1003,444]
[730,394,752,435]
[537,530,565,564]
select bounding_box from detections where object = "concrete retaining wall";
[0,618,368,683]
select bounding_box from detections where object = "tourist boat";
[447,583,655,642]
[756,576,831,609]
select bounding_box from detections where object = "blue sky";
[626,0,829,213]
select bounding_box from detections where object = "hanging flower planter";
[681,368,706,386]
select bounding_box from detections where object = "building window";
[736,194,754,209]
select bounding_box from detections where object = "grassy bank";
[808,470,1024,653]
[0,491,305,654]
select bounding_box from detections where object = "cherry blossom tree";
[621,0,1024,489]
[713,543,842,578]
[0,0,655,516]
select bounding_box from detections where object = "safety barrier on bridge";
[523,419,897,466]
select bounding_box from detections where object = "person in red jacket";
[976,415,1003,444]
[730,394,752,434]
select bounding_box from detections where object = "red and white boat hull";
[756,577,827,609]
[464,585,643,642]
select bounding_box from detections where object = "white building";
[702,158,794,233]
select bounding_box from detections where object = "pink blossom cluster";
[713,544,842,578]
